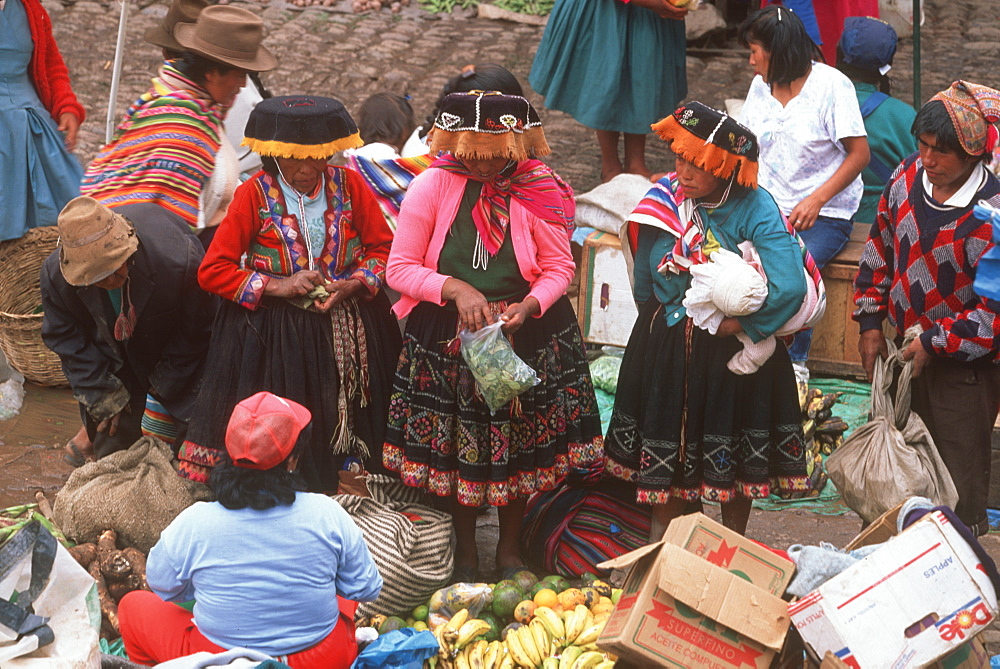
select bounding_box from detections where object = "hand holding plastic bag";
[459,321,540,413]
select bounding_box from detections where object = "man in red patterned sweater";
[854,81,1000,535]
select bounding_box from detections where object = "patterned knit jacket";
[198,166,392,309]
[854,154,1000,361]
[24,0,85,123]
[80,61,224,228]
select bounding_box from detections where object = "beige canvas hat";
[144,0,208,52]
[57,197,139,287]
[174,5,277,72]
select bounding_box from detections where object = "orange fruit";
[533,588,559,609]
[514,599,537,624]
[557,587,586,610]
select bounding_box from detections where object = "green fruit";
[479,611,501,642]
[611,588,623,605]
[491,585,523,622]
[412,604,429,622]
[542,575,570,593]
[413,620,429,631]
[378,616,407,634]
[494,579,523,595]
[511,569,538,593]
[580,572,599,584]
[530,581,550,599]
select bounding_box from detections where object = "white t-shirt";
[740,62,867,221]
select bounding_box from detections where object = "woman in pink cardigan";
[384,91,604,582]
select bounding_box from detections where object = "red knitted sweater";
[24,0,86,123]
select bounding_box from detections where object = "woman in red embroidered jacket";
[1,0,85,240]
[178,96,400,492]
[384,92,603,581]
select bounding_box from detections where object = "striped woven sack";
[520,472,650,578]
[332,475,454,619]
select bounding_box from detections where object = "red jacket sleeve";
[198,181,271,309]
[342,167,393,297]
[25,0,85,123]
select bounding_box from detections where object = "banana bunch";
[433,608,495,668]
[780,387,849,500]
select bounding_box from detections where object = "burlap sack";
[52,437,212,553]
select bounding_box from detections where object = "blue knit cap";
[838,16,897,75]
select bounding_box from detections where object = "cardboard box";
[597,515,793,668]
[789,510,998,668]
[843,500,905,551]
[664,513,795,596]
[576,231,638,348]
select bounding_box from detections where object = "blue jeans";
[788,215,854,363]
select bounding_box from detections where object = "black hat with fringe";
[429,90,550,161]
[652,101,759,189]
[243,95,362,160]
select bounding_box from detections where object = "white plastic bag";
[0,370,25,421]
[826,337,959,523]
[0,521,100,668]
[459,321,540,413]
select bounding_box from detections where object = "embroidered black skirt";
[383,296,604,507]
[178,292,401,492]
[604,300,809,504]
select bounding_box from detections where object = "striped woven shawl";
[345,152,432,231]
[81,61,224,228]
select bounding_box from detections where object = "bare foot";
[600,165,625,183]
[63,424,95,466]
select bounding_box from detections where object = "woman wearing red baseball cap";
[118,391,382,667]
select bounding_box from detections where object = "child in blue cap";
[837,16,918,225]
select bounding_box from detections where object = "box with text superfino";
[790,510,998,668]
[596,514,793,668]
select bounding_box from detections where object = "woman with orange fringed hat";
[604,102,811,540]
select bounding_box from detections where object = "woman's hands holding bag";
[500,298,540,335]
[444,278,494,332]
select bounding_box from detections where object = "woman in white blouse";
[738,5,870,381]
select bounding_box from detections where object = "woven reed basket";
[0,227,68,387]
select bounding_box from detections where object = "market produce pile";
[67,528,151,639]
[777,386,851,500]
[355,570,623,669]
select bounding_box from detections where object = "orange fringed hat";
[652,101,759,189]
[428,90,550,161]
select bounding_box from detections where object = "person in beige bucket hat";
[41,197,213,465]
[56,196,139,287]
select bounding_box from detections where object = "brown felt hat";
[144,0,209,52]
[174,5,277,72]
[57,197,139,287]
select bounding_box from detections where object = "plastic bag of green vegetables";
[589,354,622,395]
[459,321,540,413]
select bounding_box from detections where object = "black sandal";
[63,441,94,468]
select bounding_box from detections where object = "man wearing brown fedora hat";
[41,197,213,461]
[144,0,269,203]
[81,5,276,234]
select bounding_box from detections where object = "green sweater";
[632,186,807,343]
[854,82,918,225]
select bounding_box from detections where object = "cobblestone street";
[54,0,1000,194]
